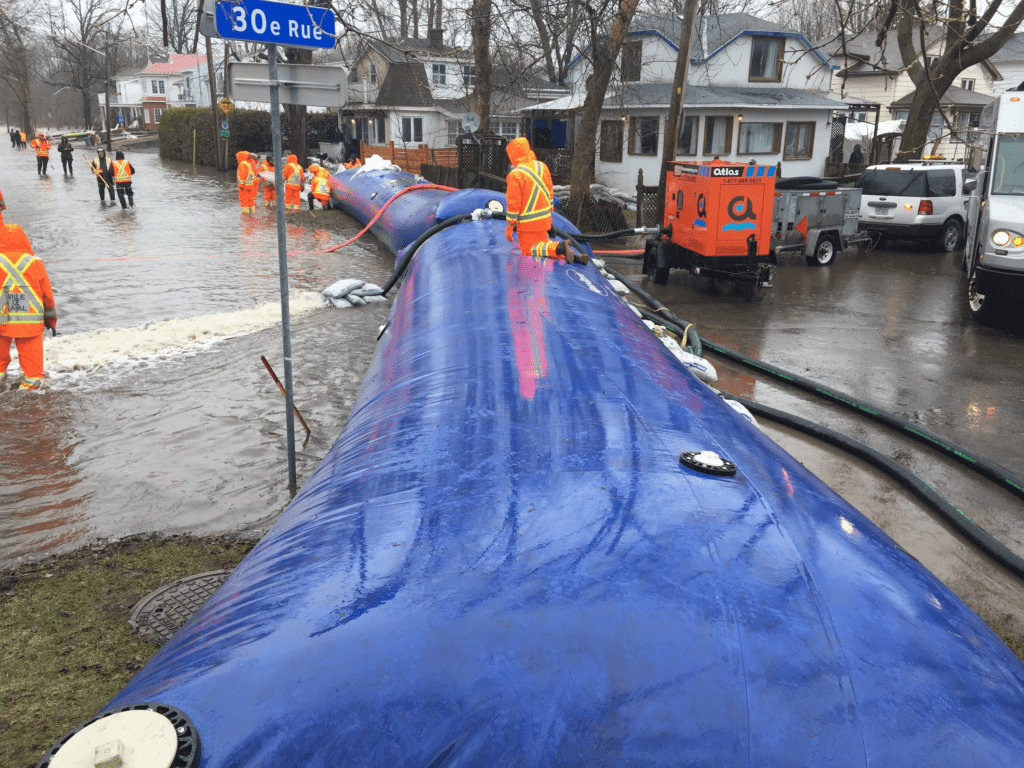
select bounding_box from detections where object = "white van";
[963,92,1024,323]
[855,162,969,252]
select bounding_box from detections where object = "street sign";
[221,120,229,129]
[227,61,347,108]
[218,97,234,114]
[220,129,231,138]
[214,0,336,50]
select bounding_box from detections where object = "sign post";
[207,0,337,490]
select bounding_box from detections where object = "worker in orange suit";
[236,151,258,213]
[283,154,304,211]
[0,187,6,225]
[504,137,588,265]
[307,164,332,211]
[30,132,51,176]
[1,224,57,391]
[257,156,276,207]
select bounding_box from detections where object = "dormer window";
[432,63,447,85]
[749,36,783,82]
[621,40,641,82]
[370,63,377,85]
[463,65,476,87]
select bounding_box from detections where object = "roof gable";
[140,53,207,75]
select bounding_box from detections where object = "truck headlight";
[992,230,1012,246]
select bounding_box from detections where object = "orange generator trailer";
[643,160,778,300]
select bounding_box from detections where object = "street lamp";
[65,37,112,152]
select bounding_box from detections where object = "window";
[370,63,377,85]
[154,108,162,124]
[629,116,659,155]
[926,55,941,69]
[621,40,642,82]
[677,115,699,155]
[784,122,815,159]
[952,111,981,143]
[432,63,447,85]
[749,36,783,81]
[149,79,165,95]
[925,169,957,197]
[355,116,386,144]
[501,121,518,141]
[144,109,150,124]
[703,116,733,155]
[401,116,423,143]
[961,78,975,91]
[600,120,624,162]
[737,122,782,154]
[927,112,943,142]
[463,65,476,87]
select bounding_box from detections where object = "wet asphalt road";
[1,141,1022,633]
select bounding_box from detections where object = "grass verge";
[0,533,257,768]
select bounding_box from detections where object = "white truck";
[963,92,1024,323]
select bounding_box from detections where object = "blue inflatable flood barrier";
[40,171,1024,767]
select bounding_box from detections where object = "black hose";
[376,213,473,296]
[701,338,1024,505]
[570,228,644,242]
[601,264,702,358]
[605,261,1024,508]
[724,394,1024,580]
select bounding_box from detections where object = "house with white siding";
[107,54,209,131]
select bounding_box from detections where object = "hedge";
[159,106,341,167]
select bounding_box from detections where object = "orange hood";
[286,154,298,165]
[236,151,251,165]
[0,224,35,255]
[506,137,535,166]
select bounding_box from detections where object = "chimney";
[428,27,444,49]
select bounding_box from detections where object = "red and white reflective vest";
[1,252,56,336]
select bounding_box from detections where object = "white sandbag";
[657,334,718,383]
[724,398,760,428]
[323,279,365,300]
[327,296,353,308]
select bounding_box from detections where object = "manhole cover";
[129,570,232,645]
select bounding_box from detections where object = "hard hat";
[0,224,35,255]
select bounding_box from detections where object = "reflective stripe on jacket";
[1,252,56,332]
[506,160,553,230]
[31,139,50,157]
[111,159,131,183]
[312,174,330,197]
[237,161,256,185]
[284,163,303,187]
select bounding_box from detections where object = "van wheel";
[806,234,839,266]
[937,219,963,252]
[967,268,995,324]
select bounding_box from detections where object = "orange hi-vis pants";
[285,185,302,210]
[0,332,43,388]
[263,182,276,205]
[238,183,258,213]
[517,228,565,261]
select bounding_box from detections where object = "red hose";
[320,182,458,254]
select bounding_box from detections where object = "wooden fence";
[359,142,458,173]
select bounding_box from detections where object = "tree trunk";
[568,0,641,199]
[471,0,492,130]
[285,46,314,161]
[81,88,92,129]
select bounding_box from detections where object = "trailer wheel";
[967,268,995,324]
[645,249,669,285]
[937,218,963,253]
[806,234,839,266]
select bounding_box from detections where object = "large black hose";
[601,264,702,357]
[725,394,1024,580]
[570,228,647,242]
[701,338,1024,505]
[376,213,473,296]
[605,262,1024,508]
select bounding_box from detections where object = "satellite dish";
[462,112,480,133]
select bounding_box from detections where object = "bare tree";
[470,0,493,128]
[883,0,1024,160]
[0,1,36,134]
[569,0,643,197]
[147,0,196,54]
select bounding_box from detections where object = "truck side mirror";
[963,177,977,193]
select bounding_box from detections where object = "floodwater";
[0,140,392,564]
[2,143,1023,635]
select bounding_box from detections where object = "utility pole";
[205,34,223,170]
[104,45,112,152]
[656,0,699,224]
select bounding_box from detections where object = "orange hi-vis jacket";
[111,159,132,183]
[283,155,303,188]
[256,159,272,180]
[1,252,56,338]
[31,137,51,157]
[311,169,331,200]
[505,138,554,234]
[237,155,256,186]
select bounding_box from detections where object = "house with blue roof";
[522,12,845,190]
